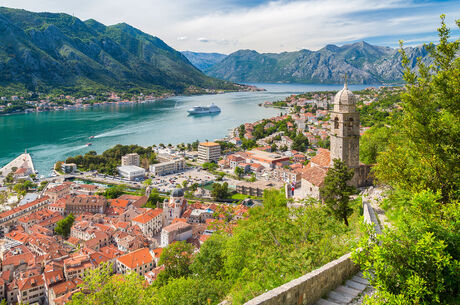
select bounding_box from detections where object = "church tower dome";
[333,79,357,113]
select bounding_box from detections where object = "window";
[334,117,339,129]
[348,118,354,128]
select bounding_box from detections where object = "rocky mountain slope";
[0,7,236,93]
[205,42,430,84]
[181,51,227,71]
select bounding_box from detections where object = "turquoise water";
[0,83,372,175]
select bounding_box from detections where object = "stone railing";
[236,200,381,305]
[243,252,359,305]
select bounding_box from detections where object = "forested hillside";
[0,7,237,94]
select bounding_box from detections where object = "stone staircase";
[314,272,370,305]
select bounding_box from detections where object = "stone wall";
[243,253,358,305]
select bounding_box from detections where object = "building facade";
[118,165,146,181]
[197,142,221,163]
[121,153,140,167]
[150,158,185,176]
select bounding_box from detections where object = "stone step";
[327,290,354,304]
[356,271,364,277]
[345,279,367,292]
[315,298,341,305]
[351,275,369,285]
[335,285,361,298]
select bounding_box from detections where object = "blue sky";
[1,0,459,53]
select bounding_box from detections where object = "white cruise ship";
[187,103,221,115]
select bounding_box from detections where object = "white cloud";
[1,0,458,53]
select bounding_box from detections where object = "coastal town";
[0,84,399,304]
[0,84,262,115]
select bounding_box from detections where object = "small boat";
[86,143,92,146]
[89,136,95,139]
[187,103,221,115]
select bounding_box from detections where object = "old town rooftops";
[117,247,153,269]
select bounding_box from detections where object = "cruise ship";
[187,103,221,115]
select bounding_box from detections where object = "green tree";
[55,213,75,238]
[202,162,218,172]
[291,133,309,152]
[152,277,228,305]
[353,190,460,305]
[13,180,36,196]
[157,241,194,285]
[144,189,165,208]
[211,182,229,201]
[234,166,244,179]
[320,159,355,226]
[191,234,227,278]
[374,16,460,202]
[55,161,63,173]
[69,263,153,305]
[143,179,152,187]
[103,185,126,199]
[359,125,391,164]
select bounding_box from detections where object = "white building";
[160,222,193,247]
[188,209,213,224]
[62,163,77,174]
[150,158,185,176]
[197,142,221,163]
[118,165,145,181]
[121,153,140,167]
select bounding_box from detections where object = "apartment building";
[121,153,140,167]
[197,142,221,163]
[17,275,45,305]
[149,158,185,176]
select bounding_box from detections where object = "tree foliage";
[157,241,194,285]
[55,213,75,238]
[211,182,229,201]
[353,190,460,304]
[353,17,460,305]
[359,125,392,164]
[374,16,460,203]
[320,159,355,226]
[66,144,157,175]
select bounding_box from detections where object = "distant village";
[0,84,262,115]
[0,84,400,304]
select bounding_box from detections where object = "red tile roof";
[301,166,328,187]
[117,248,153,269]
[310,148,331,168]
[132,208,162,224]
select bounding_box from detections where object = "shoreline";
[0,86,264,117]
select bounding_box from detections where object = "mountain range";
[181,51,227,72]
[185,42,430,84]
[0,7,236,94]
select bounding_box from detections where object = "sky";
[1,0,459,54]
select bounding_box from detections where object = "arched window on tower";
[348,118,354,129]
[334,117,339,129]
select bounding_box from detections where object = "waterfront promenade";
[0,152,35,178]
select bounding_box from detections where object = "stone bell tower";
[330,78,360,169]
